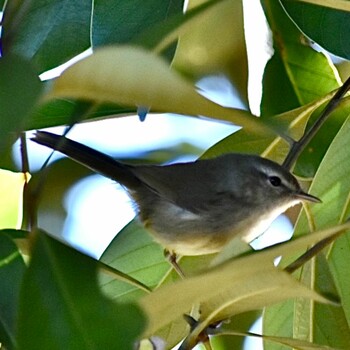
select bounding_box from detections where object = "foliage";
[0,0,350,349]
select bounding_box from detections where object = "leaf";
[27,98,134,131]
[261,0,348,177]
[262,0,341,105]
[0,170,30,230]
[264,115,350,349]
[172,0,248,104]
[5,0,91,73]
[139,223,349,338]
[281,0,350,60]
[99,221,169,303]
[0,231,26,350]
[219,329,339,350]
[92,0,184,48]
[260,53,300,117]
[17,231,145,350]
[48,45,275,136]
[0,55,43,160]
[202,92,336,166]
[100,220,215,302]
[293,254,350,349]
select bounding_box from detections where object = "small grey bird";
[32,131,320,257]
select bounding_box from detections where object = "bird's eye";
[269,176,282,187]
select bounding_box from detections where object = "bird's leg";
[164,249,185,279]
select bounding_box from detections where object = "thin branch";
[20,133,37,231]
[283,76,350,170]
[284,231,344,274]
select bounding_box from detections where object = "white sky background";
[20,1,295,349]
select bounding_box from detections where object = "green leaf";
[99,220,169,302]
[17,231,145,350]
[48,45,275,136]
[293,254,350,348]
[139,223,348,339]
[0,55,42,160]
[5,0,91,73]
[202,92,336,166]
[262,0,341,105]
[281,0,350,60]
[264,115,350,349]
[261,53,300,117]
[261,0,349,177]
[220,329,340,349]
[0,231,26,350]
[0,170,30,230]
[92,0,184,48]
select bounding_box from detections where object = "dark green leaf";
[92,0,184,48]
[5,0,91,73]
[0,54,42,163]
[0,231,26,350]
[261,53,300,117]
[17,231,145,350]
[281,1,350,60]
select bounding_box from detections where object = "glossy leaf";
[0,231,26,349]
[281,0,350,60]
[17,231,145,350]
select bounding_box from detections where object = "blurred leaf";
[139,223,349,339]
[0,231,26,350]
[172,0,248,104]
[27,98,134,131]
[5,0,91,73]
[0,55,42,160]
[92,0,184,48]
[264,116,350,349]
[202,92,337,166]
[210,310,261,350]
[281,0,350,60]
[220,329,340,350]
[0,170,30,230]
[48,45,273,135]
[17,231,145,350]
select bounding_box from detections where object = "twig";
[283,76,350,170]
[20,133,37,231]
[284,231,343,274]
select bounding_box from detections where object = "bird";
[32,131,320,271]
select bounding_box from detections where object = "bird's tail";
[32,131,142,190]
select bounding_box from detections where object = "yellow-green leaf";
[49,45,274,136]
[0,170,30,230]
[139,223,349,338]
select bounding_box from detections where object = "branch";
[283,76,350,170]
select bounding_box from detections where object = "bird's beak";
[295,191,322,203]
